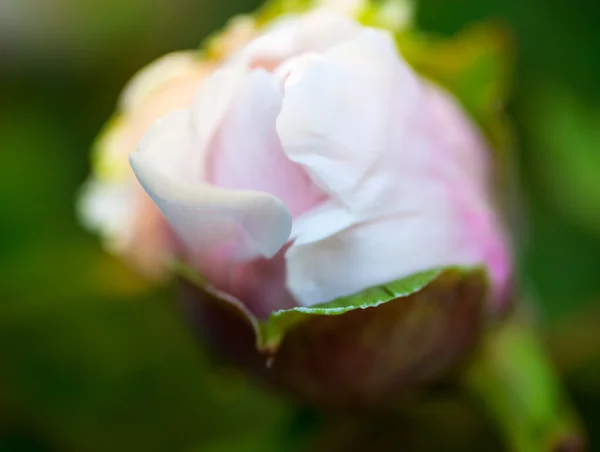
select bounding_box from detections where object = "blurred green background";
[1,0,600,450]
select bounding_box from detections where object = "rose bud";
[129,9,511,405]
[81,3,512,407]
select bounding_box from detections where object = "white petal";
[277,28,496,306]
[243,10,361,68]
[208,69,324,217]
[77,178,135,251]
[425,84,491,190]
[130,109,292,262]
[191,58,250,178]
[290,199,355,245]
[277,28,429,219]
[287,206,475,306]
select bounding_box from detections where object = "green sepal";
[90,113,129,182]
[173,261,483,355]
[358,0,414,32]
[258,268,441,352]
[177,263,488,406]
[255,0,316,26]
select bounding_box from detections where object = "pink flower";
[129,9,511,316]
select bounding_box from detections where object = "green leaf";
[258,268,442,352]
[527,84,600,236]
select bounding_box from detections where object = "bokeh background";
[1,0,600,450]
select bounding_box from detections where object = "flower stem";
[464,314,586,452]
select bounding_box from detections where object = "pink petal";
[207,68,326,217]
[130,110,292,265]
